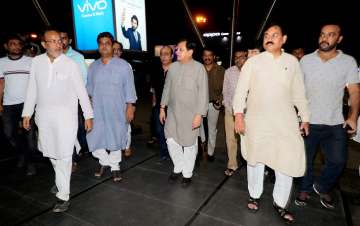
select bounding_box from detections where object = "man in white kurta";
[22,30,93,213]
[233,25,309,223]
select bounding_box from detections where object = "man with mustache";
[200,47,225,162]
[296,24,360,209]
[233,23,309,223]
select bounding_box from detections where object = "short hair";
[113,40,123,50]
[131,15,138,24]
[246,40,262,51]
[234,49,248,55]
[178,38,196,51]
[42,28,60,41]
[6,34,23,44]
[264,22,286,36]
[97,32,114,44]
[320,23,342,35]
[160,45,174,55]
[202,46,215,55]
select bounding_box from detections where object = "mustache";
[320,41,329,46]
[265,41,274,45]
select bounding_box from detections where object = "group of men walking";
[0,22,358,223]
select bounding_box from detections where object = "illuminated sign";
[72,0,115,51]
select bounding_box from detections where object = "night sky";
[1,0,359,62]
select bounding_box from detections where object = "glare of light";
[195,15,207,24]
[236,36,242,42]
[222,37,228,42]
[30,33,38,39]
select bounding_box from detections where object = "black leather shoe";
[207,154,215,162]
[168,172,181,184]
[181,177,192,188]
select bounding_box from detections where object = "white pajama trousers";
[247,163,293,208]
[50,157,72,201]
[92,149,122,171]
[126,124,131,149]
[167,138,198,178]
[200,103,220,156]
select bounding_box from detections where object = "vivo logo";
[77,0,107,13]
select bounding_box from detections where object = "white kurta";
[233,51,310,177]
[22,53,93,159]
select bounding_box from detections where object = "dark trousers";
[2,103,37,165]
[150,106,157,139]
[299,124,347,193]
[73,105,88,163]
[153,106,169,158]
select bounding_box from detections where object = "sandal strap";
[273,202,294,222]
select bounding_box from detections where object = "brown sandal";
[94,165,107,178]
[112,170,122,182]
[224,168,236,176]
[247,197,260,212]
[273,201,295,224]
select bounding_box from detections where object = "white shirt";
[0,55,32,105]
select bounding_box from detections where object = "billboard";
[114,0,147,51]
[72,0,116,51]
[72,0,147,52]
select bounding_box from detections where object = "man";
[222,50,247,176]
[113,40,133,158]
[200,47,225,162]
[0,34,37,176]
[60,30,88,172]
[151,45,173,162]
[160,39,208,187]
[113,41,124,58]
[87,32,137,182]
[22,29,93,212]
[291,47,305,61]
[296,24,360,209]
[121,13,142,51]
[247,42,261,58]
[233,24,309,223]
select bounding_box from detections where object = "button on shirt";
[0,55,32,105]
[300,50,359,125]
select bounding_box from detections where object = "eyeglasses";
[45,39,62,45]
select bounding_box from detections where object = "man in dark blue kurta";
[86,32,137,182]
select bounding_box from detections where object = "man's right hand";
[0,105,3,113]
[23,117,31,131]
[159,108,166,125]
[234,113,245,134]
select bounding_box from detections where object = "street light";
[195,15,207,24]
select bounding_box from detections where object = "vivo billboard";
[72,0,147,52]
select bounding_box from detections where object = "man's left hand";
[126,104,135,122]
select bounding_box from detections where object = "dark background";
[0,0,359,64]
